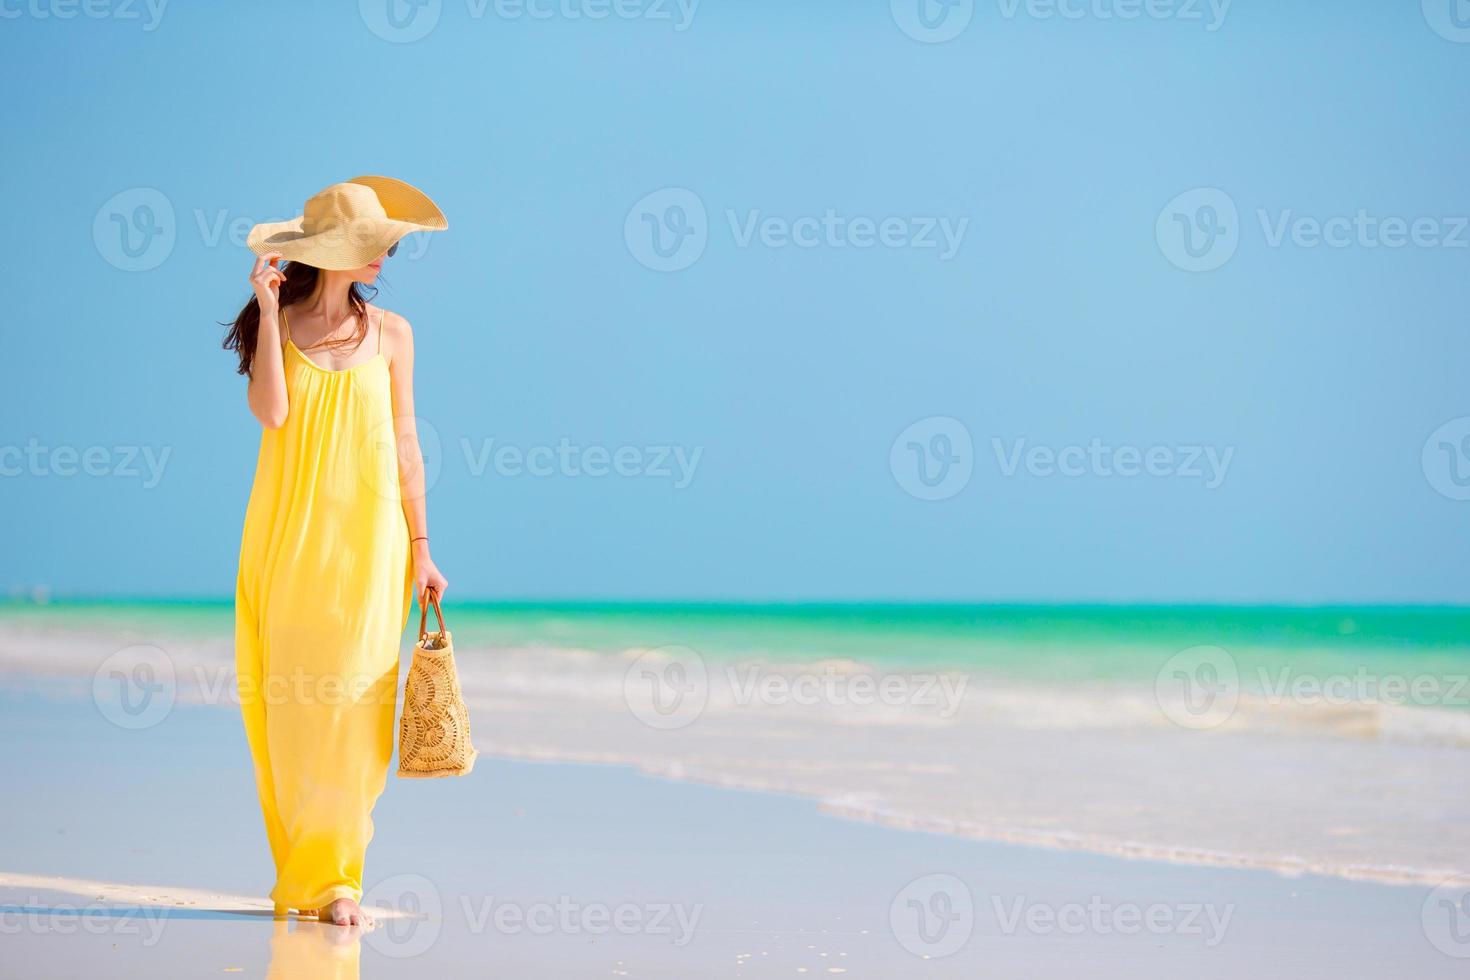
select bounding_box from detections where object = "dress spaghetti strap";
[278,305,380,358]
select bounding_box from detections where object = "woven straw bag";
[397,588,478,778]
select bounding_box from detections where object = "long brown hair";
[222,262,378,376]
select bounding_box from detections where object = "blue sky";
[2,2,1467,603]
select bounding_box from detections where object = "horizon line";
[4,594,1469,613]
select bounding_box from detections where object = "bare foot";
[317,897,374,928]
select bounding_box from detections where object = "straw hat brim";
[246,174,448,271]
[248,216,438,271]
[347,175,448,231]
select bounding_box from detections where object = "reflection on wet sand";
[267,918,361,980]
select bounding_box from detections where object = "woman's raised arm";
[246,253,290,429]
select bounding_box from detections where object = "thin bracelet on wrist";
[410,536,429,545]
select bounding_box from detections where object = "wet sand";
[10,618,1468,887]
[1,684,1467,977]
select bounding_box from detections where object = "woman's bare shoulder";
[371,305,412,333]
[371,305,415,366]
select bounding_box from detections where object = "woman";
[224,177,449,928]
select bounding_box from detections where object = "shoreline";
[1,753,1463,977]
[0,873,418,922]
[4,617,1469,892]
[479,743,1467,889]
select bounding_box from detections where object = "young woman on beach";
[223,177,449,928]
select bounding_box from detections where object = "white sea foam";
[4,624,1468,886]
[448,643,1470,886]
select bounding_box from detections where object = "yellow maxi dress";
[234,308,413,913]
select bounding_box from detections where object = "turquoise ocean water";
[3,598,1467,693]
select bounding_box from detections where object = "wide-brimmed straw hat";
[246,175,447,270]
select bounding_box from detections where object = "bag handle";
[418,586,447,644]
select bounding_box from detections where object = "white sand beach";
[0,721,1464,977]
[3,614,1470,975]
[11,618,1469,885]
